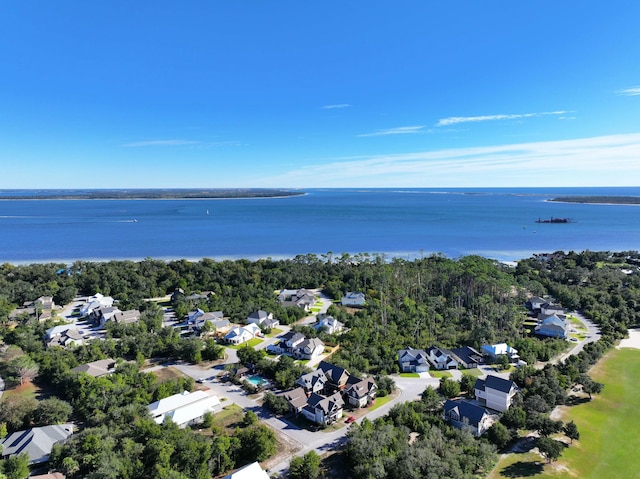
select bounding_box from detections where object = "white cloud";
[618,87,640,96]
[436,110,568,127]
[258,133,640,187]
[358,125,427,137]
[322,103,351,109]
[122,139,200,147]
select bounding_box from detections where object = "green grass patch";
[399,372,420,378]
[226,338,264,350]
[368,395,394,412]
[310,307,322,313]
[267,328,284,337]
[460,368,484,377]
[429,370,452,379]
[486,452,545,479]
[211,404,245,433]
[489,348,640,479]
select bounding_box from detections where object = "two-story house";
[344,377,377,407]
[426,346,459,370]
[443,399,494,437]
[397,347,430,373]
[474,375,519,412]
[302,392,344,425]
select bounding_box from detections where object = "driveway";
[550,310,601,365]
[167,361,437,476]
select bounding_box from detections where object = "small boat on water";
[535,217,574,224]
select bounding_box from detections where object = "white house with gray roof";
[474,375,519,412]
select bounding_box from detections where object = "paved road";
[166,304,601,476]
[551,311,601,365]
[170,359,451,475]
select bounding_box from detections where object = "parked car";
[345,416,356,424]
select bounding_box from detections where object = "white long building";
[147,390,221,428]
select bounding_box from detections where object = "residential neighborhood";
[0,251,617,479]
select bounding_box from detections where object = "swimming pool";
[246,375,268,387]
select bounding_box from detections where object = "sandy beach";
[617,328,640,349]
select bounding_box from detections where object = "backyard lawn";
[487,347,640,479]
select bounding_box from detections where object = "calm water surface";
[1,188,639,263]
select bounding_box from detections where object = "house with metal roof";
[147,390,221,428]
[224,461,270,479]
[535,313,567,339]
[1,424,74,464]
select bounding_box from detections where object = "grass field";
[429,370,452,379]
[211,404,245,433]
[227,338,264,350]
[487,347,640,479]
[399,372,420,378]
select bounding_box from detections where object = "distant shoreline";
[549,196,640,205]
[0,189,305,200]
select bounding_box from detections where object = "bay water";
[1,187,639,264]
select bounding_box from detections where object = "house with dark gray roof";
[296,369,327,394]
[443,399,494,437]
[449,346,484,369]
[1,424,74,464]
[474,375,519,412]
[277,289,316,311]
[302,392,344,425]
[317,361,351,391]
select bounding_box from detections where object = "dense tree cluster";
[0,250,636,477]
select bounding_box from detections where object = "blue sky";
[1,2,640,188]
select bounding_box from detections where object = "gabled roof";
[482,343,518,356]
[1,424,74,464]
[426,346,452,358]
[248,310,270,321]
[30,473,66,479]
[307,392,344,414]
[147,390,220,426]
[450,346,483,365]
[224,461,270,479]
[539,313,566,327]
[297,369,327,390]
[44,323,76,339]
[398,347,428,362]
[70,358,117,377]
[476,375,518,394]
[345,377,377,399]
[444,399,490,427]
[318,361,349,384]
[112,309,140,324]
[299,337,324,352]
[281,387,308,409]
